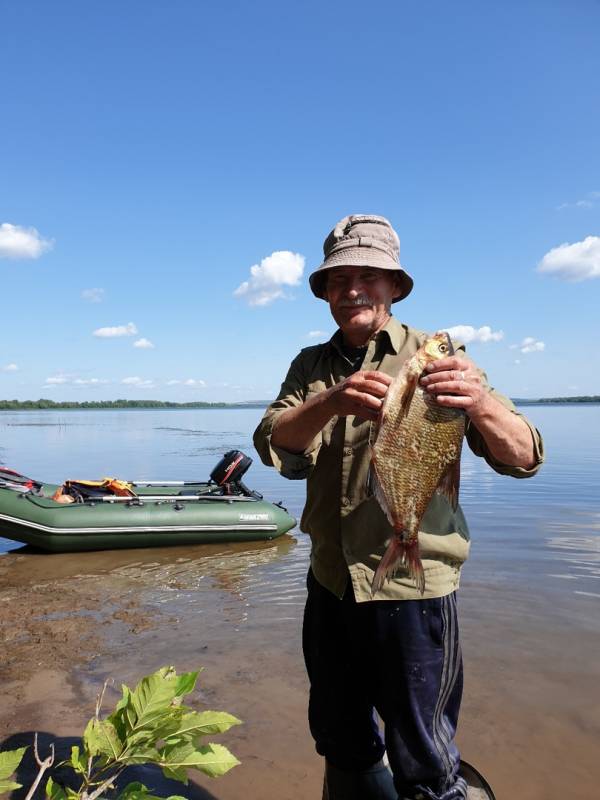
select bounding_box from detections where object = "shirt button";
[344,447,352,457]
[341,497,350,507]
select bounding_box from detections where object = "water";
[1,405,598,604]
[1,403,598,649]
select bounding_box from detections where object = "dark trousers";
[302,570,467,800]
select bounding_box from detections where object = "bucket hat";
[309,214,413,303]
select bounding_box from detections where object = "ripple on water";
[545,514,600,595]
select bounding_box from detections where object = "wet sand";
[1,539,598,800]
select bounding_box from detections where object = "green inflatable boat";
[0,452,296,553]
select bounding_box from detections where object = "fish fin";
[368,417,379,449]
[436,458,461,511]
[372,537,425,596]
[398,371,419,418]
[369,461,395,527]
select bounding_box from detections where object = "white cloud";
[73,378,109,386]
[82,288,105,303]
[2,363,18,372]
[556,191,599,211]
[442,325,504,344]
[45,374,109,386]
[45,375,69,384]
[167,378,206,387]
[122,376,155,388]
[308,330,328,339]
[93,322,138,338]
[537,236,600,281]
[234,250,305,306]
[133,338,154,349]
[510,337,545,354]
[0,223,54,259]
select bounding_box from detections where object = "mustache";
[340,295,373,308]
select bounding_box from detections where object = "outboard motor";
[210,450,261,498]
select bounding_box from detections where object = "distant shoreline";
[0,396,599,410]
[0,399,268,410]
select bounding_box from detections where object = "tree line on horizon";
[0,398,269,410]
[0,396,598,410]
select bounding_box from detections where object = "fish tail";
[371,537,425,597]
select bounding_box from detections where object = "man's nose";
[344,277,364,295]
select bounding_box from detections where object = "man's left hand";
[419,355,487,417]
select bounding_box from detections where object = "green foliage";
[0,746,27,793]
[0,666,241,800]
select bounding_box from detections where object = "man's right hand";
[270,370,392,454]
[325,370,392,421]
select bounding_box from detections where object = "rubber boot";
[322,759,398,800]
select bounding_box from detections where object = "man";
[253,215,543,800]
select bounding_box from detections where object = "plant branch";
[80,767,125,800]
[24,733,55,800]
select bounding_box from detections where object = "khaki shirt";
[253,317,544,602]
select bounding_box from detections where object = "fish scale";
[370,333,465,595]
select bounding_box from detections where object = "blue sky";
[1,0,598,402]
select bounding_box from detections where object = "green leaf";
[69,745,87,775]
[160,742,240,778]
[0,747,27,780]
[108,686,134,740]
[114,685,132,715]
[163,711,242,742]
[160,765,188,785]
[0,779,22,793]
[115,781,160,800]
[118,745,161,766]
[46,776,67,800]
[174,671,199,699]
[129,670,181,732]
[83,718,124,760]
[116,781,190,800]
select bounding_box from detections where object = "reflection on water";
[2,532,311,629]
[546,513,600,596]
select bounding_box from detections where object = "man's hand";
[326,370,392,421]
[419,355,488,418]
[420,355,537,468]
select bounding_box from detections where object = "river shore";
[1,539,597,800]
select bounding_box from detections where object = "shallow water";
[1,405,598,799]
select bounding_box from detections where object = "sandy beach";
[1,536,597,800]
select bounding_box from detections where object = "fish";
[370,332,466,595]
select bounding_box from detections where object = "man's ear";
[391,273,403,298]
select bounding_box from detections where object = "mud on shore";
[1,542,598,800]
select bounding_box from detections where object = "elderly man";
[253,215,543,800]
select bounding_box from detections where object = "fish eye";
[439,343,448,353]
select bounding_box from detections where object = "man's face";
[323,266,401,344]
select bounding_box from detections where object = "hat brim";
[309,247,413,303]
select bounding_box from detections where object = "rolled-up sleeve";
[466,387,544,478]
[253,352,322,480]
